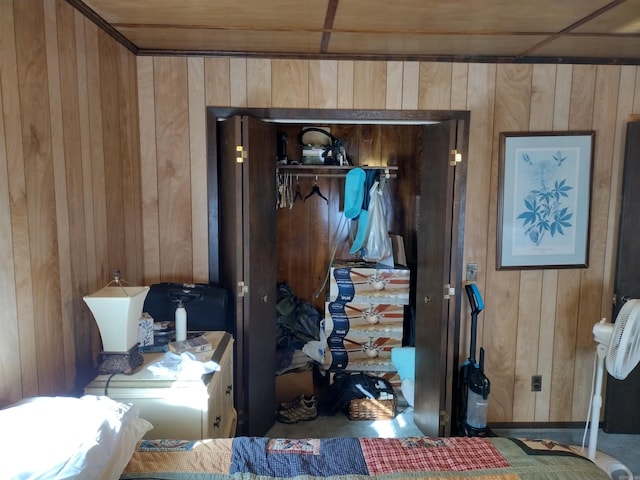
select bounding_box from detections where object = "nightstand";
[84,331,235,439]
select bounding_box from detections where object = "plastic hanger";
[293,175,303,203]
[304,176,328,203]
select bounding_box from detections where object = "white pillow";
[0,395,151,480]
[99,417,153,480]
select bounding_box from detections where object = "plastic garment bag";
[362,181,392,263]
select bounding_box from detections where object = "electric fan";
[582,298,640,479]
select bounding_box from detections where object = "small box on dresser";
[84,331,235,440]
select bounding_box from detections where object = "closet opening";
[207,107,469,437]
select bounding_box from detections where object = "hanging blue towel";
[343,168,366,219]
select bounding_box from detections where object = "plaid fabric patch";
[360,436,510,475]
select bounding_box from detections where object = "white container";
[175,305,187,342]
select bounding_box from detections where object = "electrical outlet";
[531,375,542,392]
[466,263,478,281]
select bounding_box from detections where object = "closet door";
[218,115,277,436]
[414,120,462,436]
[605,121,640,433]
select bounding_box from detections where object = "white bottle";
[175,301,187,342]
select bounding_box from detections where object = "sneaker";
[276,395,317,423]
[277,394,314,412]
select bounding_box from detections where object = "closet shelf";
[276,164,397,179]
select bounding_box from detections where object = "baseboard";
[489,421,592,429]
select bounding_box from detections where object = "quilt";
[120,435,609,479]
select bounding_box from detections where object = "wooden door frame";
[206,107,469,434]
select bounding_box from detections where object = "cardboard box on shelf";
[325,301,404,339]
[325,334,400,372]
[329,263,410,305]
[275,368,315,404]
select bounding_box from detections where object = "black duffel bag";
[143,282,231,333]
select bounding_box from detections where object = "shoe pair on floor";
[276,394,317,423]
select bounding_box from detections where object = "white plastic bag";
[147,351,218,378]
[363,181,392,262]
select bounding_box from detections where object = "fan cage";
[606,299,640,379]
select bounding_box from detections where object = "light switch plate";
[466,263,478,281]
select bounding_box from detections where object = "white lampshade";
[83,285,150,353]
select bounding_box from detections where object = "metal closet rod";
[276,166,397,179]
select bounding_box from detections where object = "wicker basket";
[348,397,396,421]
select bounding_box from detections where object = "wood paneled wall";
[2,0,640,424]
[138,58,640,423]
[0,0,142,404]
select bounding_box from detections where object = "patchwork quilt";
[121,435,609,479]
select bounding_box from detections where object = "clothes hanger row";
[276,166,397,180]
[276,173,328,209]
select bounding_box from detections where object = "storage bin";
[348,395,396,420]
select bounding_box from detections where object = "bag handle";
[297,127,336,147]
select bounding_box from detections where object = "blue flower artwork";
[517,151,573,246]
[512,147,580,254]
[499,132,593,269]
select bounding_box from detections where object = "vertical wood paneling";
[230,58,247,107]
[15,0,65,395]
[85,22,109,292]
[154,57,193,281]
[572,66,620,420]
[247,58,271,107]
[100,31,128,277]
[188,57,209,283]
[386,61,403,109]
[337,60,354,109]
[205,57,230,107]
[419,62,453,109]
[512,64,557,422]
[309,60,338,109]
[119,45,144,285]
[485,65,532,421]
[3,0,39,401]
[2,0,640,422]
[550,64,597,421]
[451,63,469,111]
[0,1,142,405]
[45,0,75,390]
[0,15,21,402]
[402,62,420,110]
[354,61,386,109]
[272,59,309,108]
[138,57,160,284]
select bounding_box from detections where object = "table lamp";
[83,271,150,374]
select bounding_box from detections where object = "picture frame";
[497,131,595,270]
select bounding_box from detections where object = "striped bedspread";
[121,436,609,479]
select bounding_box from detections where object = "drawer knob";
[214,415,222,428]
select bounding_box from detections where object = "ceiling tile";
[83,0,328,29]
[120,27,324,54]
[328,32,548,57]
[572,1,640,34]
[332,0,613,33]
[532,35,640,59]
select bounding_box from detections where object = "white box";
[137,313,154,346]
[329,263,410,305]
[325,333,400,372]
[324,301,404,339]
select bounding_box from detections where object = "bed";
[0,395,610,480]
[120,435,609,479]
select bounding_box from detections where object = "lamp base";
[98,346,143,375]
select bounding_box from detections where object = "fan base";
[569,446,632,480]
